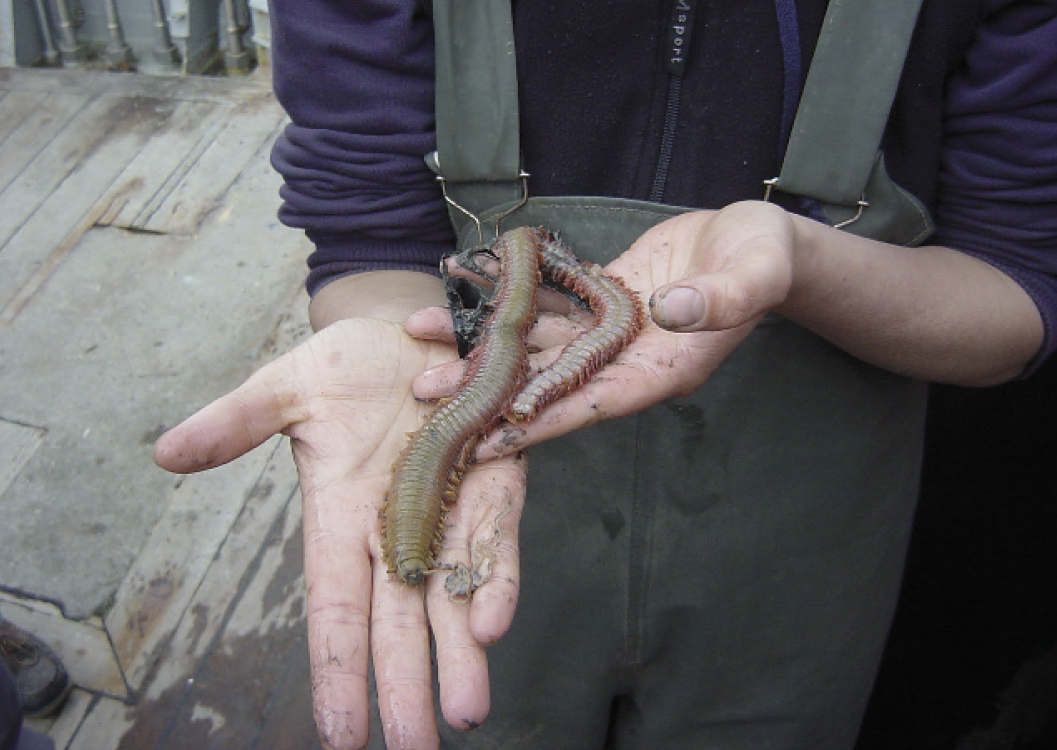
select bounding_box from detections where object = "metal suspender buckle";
[436,170,531,247]
[762,177,869,230]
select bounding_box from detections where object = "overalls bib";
[405,2,932,748]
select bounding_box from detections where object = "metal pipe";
[103,0,133,68]
[234,0,250,29]
[32,0,60,65]
[50,0,87,67]
[149,0,181,71]
[222,0,250,74]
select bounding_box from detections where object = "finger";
[472,351,656,460]
[475,388,608,461]
[411,311,583,401]
[424,452,526,732]
[405,306,456,343]
[425,530,490,733]
[443,257,579,318]
[414,296,599,401]
[371,553,439,750]
[466,454,525,646]
[649,264,779,333]
[524,311,591,352]
[411,359,467,401]
[474,325,754,459]
[154,362,303,473]
[427,603,490,733]
[412,342,572,402]
[300,474,376,750]
[649,284,708,331]
[647,208,794,333]
[533,283,578,316]
[443,253,499,285]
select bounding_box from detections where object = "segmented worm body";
[508,232,646,421]
[383,226,540,585]
[383,226,645,587]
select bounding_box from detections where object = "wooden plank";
[138,99,287,234]
[0,94,191,314]
[0,89,47,144]
[0,94,111,252]
[23,688,95,750]
[38,688,94,750]
[102,436,290,689]
[156,493,309,749]
[100,285,310,692]
[0,91,88,195]
[0,201,104,335]
[0,150,307,620]
[0,416,44,497]
[71,449,302,749]
[96,99,228,229]
[253,638,323,750]
[69,288,309,750]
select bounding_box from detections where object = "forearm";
[309,270,448,330]
[781,213,1044,386]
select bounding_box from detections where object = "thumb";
[649,272,763,333]
[646,202,796,333]
[649,248,790,333]
[154,367,296,474]
[648,284,708,331]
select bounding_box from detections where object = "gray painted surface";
[0,67,308,620]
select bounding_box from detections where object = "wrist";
[309,270,448,330]
[775,210,830,321]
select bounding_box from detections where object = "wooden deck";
[0,67,322,748]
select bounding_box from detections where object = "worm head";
[441,246,499,357]
[398,558,429,587]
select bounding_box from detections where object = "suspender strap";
[429,0,934,246]
[774,0,925,206]
[430,0,521,183]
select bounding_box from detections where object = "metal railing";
[2,0,263,75]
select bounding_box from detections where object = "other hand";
[410,202,797,457]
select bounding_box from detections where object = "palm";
[156,316,525,750]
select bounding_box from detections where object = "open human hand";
[154,316,525,750]
[409,201,797,457]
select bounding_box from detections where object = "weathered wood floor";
[0,67,324,748]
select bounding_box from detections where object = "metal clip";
[833,195,869,229]
[437,175,486,246]
[762,177,780,202]
[763,178,869,230]
[437,172,531,247]
[492,171,531,236]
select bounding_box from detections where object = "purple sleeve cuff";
[304,232,449,296]
[931,0,1057,377]
[268,0,455,294]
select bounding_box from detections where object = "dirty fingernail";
[651,286,704,329]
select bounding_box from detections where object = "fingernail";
[651,286,704,329]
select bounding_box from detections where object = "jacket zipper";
[650,0,696,202]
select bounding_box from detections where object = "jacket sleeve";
[268,0,454,295]
[931,0,1057,375]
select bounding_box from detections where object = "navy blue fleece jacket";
[268,0,1057,370]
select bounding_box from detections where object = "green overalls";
[390,1,933,747]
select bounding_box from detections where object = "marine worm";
[382,226,541,585]
[507,232,646,421]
